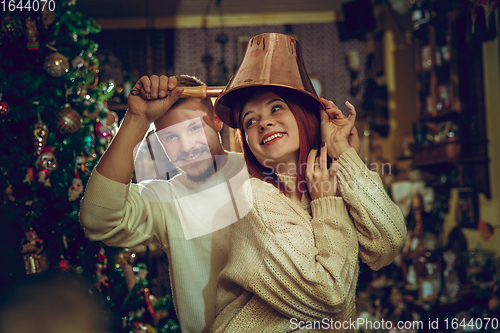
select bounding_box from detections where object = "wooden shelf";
[411,5,490,199]
[412,141,461,167]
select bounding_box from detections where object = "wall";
[173,23,367,115]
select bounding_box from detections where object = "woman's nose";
[259,119,274,132]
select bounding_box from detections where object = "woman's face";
[241,92,300,173]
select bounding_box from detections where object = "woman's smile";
[241,92,300,172]
[261,131,286,145]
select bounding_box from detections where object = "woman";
[210,86,407,332]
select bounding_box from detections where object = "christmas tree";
[0,1,179,332]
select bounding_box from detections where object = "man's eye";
[165,134,177,140]
[190,125,201,132]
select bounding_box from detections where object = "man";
[79,75,248,333]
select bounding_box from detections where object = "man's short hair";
[174,75,215,118]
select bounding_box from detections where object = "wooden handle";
[131,86,225,100]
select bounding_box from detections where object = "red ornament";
[59,257,71,273]
[0,100,10,116]
[144,288,156,319]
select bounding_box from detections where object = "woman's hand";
[306,142,339,201]
[127,75,184,124]
[320,98,357,159]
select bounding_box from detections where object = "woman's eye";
[271,105,282,113]
[245,119,256,128]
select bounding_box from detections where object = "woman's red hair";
[234,88,321,199]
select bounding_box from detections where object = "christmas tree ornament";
[33,119,49,155]
[35,146,58,186]
[0,94,10,116]
[4,184,15,203]
[71,56,85,68]
[1,15,22,39]
[124,263,137,291]
[23,167,35,183]
[87,65,99,89]
[21,228,48,275]
[59,255,71,273]
[25,17,39,50]
[144,288,156,320]
[94,248,109,292]
[44,52,70,77]
[68,171,83,201]
[76,153,90,174]
[55,103,82,134]
[96,110,118,143]
[41,7,55,29]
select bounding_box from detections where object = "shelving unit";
[411,5,490,199]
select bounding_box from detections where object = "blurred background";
[1,0,499,332]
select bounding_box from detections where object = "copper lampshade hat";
[214,33,322,128]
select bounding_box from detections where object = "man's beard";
[184,158,218,182]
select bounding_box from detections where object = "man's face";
[155,99,223,180]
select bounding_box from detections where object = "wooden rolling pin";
[130,86,225,100]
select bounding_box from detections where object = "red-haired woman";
[210,86,406,333]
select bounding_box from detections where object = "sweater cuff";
[310,196,348,220]
[82,169,131,210]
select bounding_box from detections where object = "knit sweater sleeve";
[222,180,359,321]
[336,147,407,271]
[79,169,172,248]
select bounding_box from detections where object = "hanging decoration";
[0,94,10,116]
[94,248,109,292]
[44,46,70,77]
[35,146,58,186]
[71,56,85,69]
[33,119,49,156]
[55,103,83,134]
[68,171,84,201]
[4,184,15,203]
[41,7,56,29]
[25,17,39,50]
[1,14,22,40]
[21,228,48,275]
[95,110,118,143]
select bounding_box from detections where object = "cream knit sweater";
[79,152,245,333]
[211,148,407,333]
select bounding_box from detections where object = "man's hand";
[128,75,184,124]
[320,98,357,159]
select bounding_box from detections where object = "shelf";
[412,141,461,167]
[418,110,460,122]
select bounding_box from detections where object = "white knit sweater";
[211,148,407,333]
[79,152,244,333]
